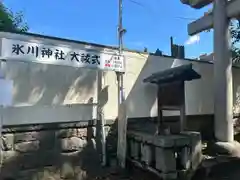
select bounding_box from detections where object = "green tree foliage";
[203,7,240,62]
[0,2,28,32]
[230,20,240,63]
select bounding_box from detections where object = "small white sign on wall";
[0,79,13,107]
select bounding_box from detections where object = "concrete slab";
[155,147,176,173]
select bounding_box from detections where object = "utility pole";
[116,0,127,168]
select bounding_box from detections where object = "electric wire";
[127,0,197,21]
[123,0,201,55]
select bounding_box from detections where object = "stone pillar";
[213,0,233,142]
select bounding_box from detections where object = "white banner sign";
[1,38,125,72]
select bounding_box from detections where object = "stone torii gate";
[181,0,240,143]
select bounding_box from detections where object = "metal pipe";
[0,61,5,171]
[0,107,3,172]
[97,71,107,166]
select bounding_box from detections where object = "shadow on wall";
[122,56,227,140]
[124,56,196,120]
[3,41,100,106]
[122,54,160,134]
[124,56,190,134]
[5,63,97,106]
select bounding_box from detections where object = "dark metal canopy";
[143,63,201,84]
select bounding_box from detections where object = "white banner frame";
[1,38,125,72]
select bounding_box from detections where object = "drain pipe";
[0,61,4,171]
[97,70,106,166]
[0,60,6,171]
[0,106,3,172]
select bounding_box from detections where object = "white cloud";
[185,34,200,45]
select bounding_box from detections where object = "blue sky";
[3,0,213,58]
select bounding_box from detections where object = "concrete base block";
[130,140,139,160]
[181,131,203,170]
[155,147,176,173]
[181,147,191,169]
[140,144,152,165]
[153,135,190,148]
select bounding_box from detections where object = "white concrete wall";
[103,52,240,119]
[1,61,99,125]
[2,104,96,126]
[0,32,107,125]
[3,61,98,106]
[1,32,240,125]
[3,49,240,124]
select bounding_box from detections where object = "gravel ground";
[191,156,240,180]
[97,157,240,180]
